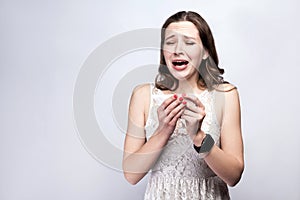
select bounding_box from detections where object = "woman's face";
[163,21,208,81]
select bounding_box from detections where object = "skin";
[123,21,244,187]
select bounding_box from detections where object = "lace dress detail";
[144,83,230,200]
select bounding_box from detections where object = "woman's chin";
[169,66,197,81]
[172,73,190,81]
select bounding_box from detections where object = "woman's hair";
[155,11,226,91]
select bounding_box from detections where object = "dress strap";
[148,83,155,108]
[145,83,155,130]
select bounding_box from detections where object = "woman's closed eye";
[185,41,195,45]
[165,41,176,45]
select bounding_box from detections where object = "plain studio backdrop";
[1,0,299,199]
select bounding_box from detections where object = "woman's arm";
[122,84,185,185]
[204,85,244,187]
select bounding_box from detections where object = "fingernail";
[182,93,186,97]
[173,94,178,99]
[179,97,183,101]
[182,101,187,105]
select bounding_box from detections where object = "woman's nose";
[174,41,184,54]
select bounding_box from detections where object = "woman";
[123,11,244,199]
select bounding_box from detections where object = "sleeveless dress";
[144,83,230,200]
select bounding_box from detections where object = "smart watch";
[193,134,214,157]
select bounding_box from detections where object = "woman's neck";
[175,76,204,94]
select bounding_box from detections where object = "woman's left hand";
[181,94,206,140]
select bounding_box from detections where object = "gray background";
[1,0,300,199]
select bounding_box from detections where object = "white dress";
[144,83,230,200]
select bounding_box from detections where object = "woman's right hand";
[156,94,186,137]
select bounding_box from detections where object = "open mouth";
[172,60,189,66]
[172,59,189,71]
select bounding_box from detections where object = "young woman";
[123,11,244,199]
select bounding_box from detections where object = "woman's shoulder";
[214,83,238,93]
[132,83,152,95]
[130,83,154,102]
[213,83,240,102]
[213,83,241,108]
[130,83,152,118]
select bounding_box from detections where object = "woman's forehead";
[165,21,199,39]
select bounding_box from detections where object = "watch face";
[198,134,214,153]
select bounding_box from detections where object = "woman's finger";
[183,94,205,109]
[183,100,202,113]
[166,102,185,121]
[183,109,206,119]
[164,95,185,116]
[169,109,185,126]
[182,109,198,118]
[159,94,178,110]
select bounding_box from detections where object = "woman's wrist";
[193,129,206,147]
[150,129,171,147]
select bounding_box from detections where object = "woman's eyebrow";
[165,35,175,40]
[165,34,197,40]
[183,35,196,40]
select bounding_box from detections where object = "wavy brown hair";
[155,11,227,91]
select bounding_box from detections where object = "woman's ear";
[202,50,209,60]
